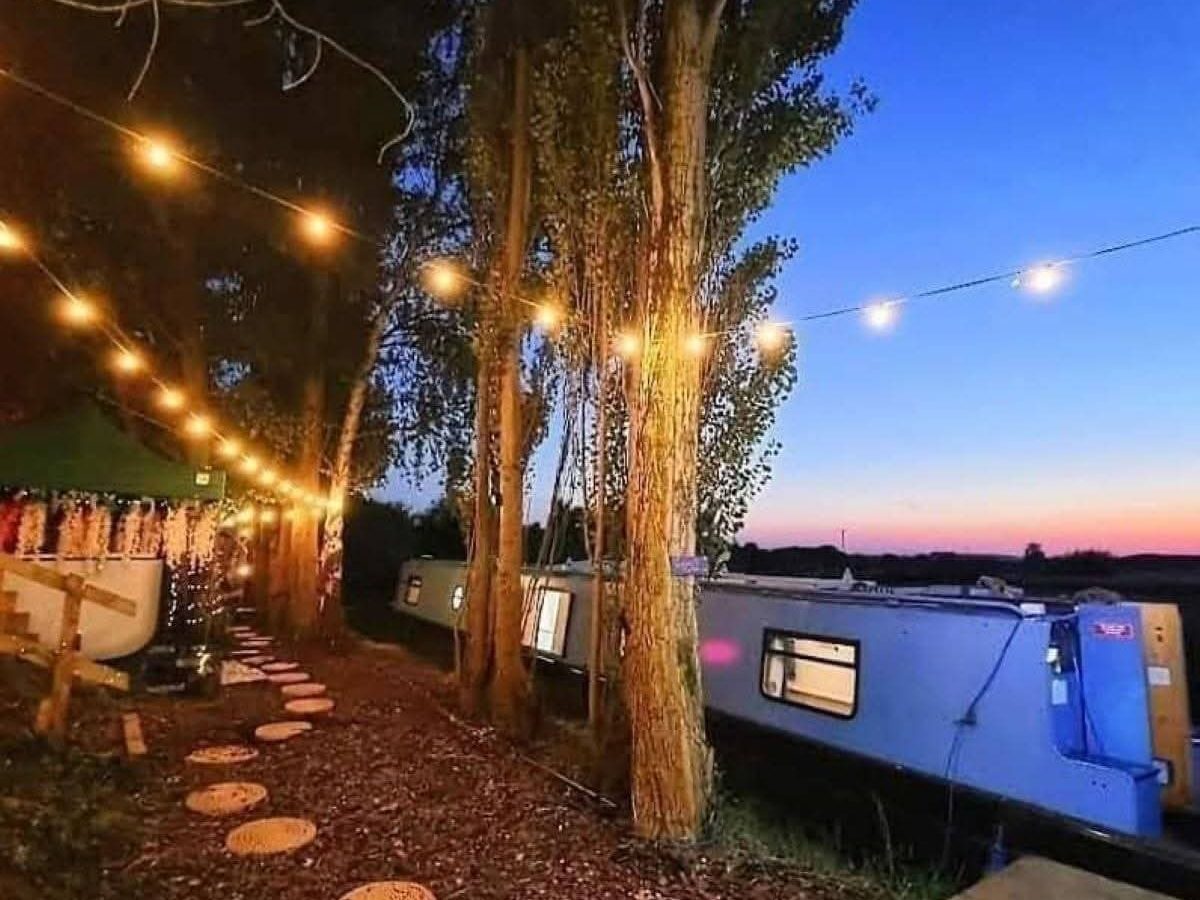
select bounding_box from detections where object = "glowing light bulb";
[615,331,640,359]
[278,480,294,497]
[755,321,790,353]
[1015,263,1065,296]
[59,294,96,327]
[863,301,899,332]
[258,468,278,487]
[422,259,467,301]
[183,414,211,438]
[239,455,260,476]
[301,211,336,245]
[156,385,185,411]
[0,221,24,253]
[139,137,178,175]
[236,506,256,525]
[217,438,241,459]
[534,303,562,332]
[259,508,277,525]
[235,562,253,579]
[112,347,144,375]
[685,332,709,358]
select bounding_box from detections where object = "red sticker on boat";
[1092,621,1134,639]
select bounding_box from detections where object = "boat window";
[521,587,572,656]
[403,574,422,606]
[761,629,858,719]
[450,584,465,611]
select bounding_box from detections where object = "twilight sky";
[385,2,1200,556]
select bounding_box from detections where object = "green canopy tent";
[0,403,225,500]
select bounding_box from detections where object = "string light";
[138,136,178,176]
[685,332,709,358]
[422,259,467,301]
[217,438,241,459]
[863,301,900,332]
[279,480,294,497]
[183,413,211,438]
[236,506,256,525]
[258,468,278,488]
[235,562,253,579]
[58,294,96,327]
[0,220,24,253]
[1014,263,1066,296]
[615,331,641,360]
[300,211,336,245]
[534,303,563,333]
[156,385,185,411]
[111,347,144,375]
[259,508,278,525]
[754,321,790,354]
[239,455,260,476]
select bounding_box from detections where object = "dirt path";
[12,636,891,899]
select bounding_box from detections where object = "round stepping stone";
[185,782,268,816]
[280,682,327,698]
[261,661,299,673]
[225,817,316,856]
[339,884,436,900]
[254,721,314,743]
[242,655,274,666]
[267,671,310,684]
[186,744,260,765]
[284,697,335,716]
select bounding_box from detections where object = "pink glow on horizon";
[699,638,741,667]
[741,506,1200,556]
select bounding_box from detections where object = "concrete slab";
[954,856,1174,900]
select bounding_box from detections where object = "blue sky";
[385,1,1200,555]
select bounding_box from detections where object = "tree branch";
[615,0,663,221]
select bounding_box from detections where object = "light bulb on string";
[138,136,179,176]
[1014,262,1066,296]
[239,455,260,476]
[217,438,241,459]
[685,332,709,358]
[534,303,563,333]
[235,562,253,579]
[615,331,640,360]
[111,346,144,375]
[0,221,25,253]
[259,508,278,525]
[183,414,211,439]
[421,259,468,302]
[863,300,900,332]
[278,480,294,497]
[300,210,337,246]
[258,468,278,488]
[156,384,185,412]
[754,321,791,355]
[58,294,96,327]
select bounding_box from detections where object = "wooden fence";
[0,553,134,741]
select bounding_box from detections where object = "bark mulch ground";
[3,637,893,900]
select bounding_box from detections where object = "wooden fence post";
[35,573,84,742]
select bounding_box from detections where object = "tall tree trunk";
[288,270,330,640]
[489,42,534,737]
[588,320,609,733]
[319,306,388,638]
[461,336,496,716]
[622,0,722,841]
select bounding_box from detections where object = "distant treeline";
[728,542,1200,603]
